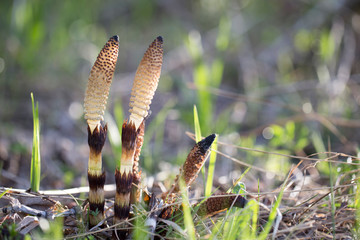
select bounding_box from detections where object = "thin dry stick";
[84,35,119,227]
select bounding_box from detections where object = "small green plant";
[0,222,26,240]
[30,92,41,192]
[205,134,217,197]
[132,210,148,240]
[354,179,360,238]
[193,105,205,180]
[142,99,176,172]
[257,175,287,240]
[106,102,123,170]
[0,189,9,198]
[33,218,64,240]
[269,121,309,153]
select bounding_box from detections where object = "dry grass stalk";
[83,35,119,227]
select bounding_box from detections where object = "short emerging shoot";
[30,92,41,192]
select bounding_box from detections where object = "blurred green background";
[1,0,360,192]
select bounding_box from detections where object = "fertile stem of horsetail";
[160,192,247,220]
[160,134,216,219]
[129,36,163,129]
[161,134,216,201]
[195,193,247,217]
[84,35,119,227]
[114,36,163,224]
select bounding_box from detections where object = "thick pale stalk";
[84,35,119,227]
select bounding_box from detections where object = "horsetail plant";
[162,134,216,199]
[83,35,119,227]
[80,35,247,237]
[160,134,216,219]
[128,36,163,130]
[114,37,163,238]
[30,93,41,192]
[128,35,164,204]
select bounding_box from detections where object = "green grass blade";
[258,175,287,240]
[30,93,41,192]
[186,32,211,131]
[114,101,124,133]
[250,199,259,238]
[205,134,217,197]
[179,178,196,240]
[311,131,328,174]
[209,220,223,240]
[34,217,63,239]
[193,105,202,142]
[105,112,121,169]
[194,105,206,186]
[143,99,176,172]
[328,157,336,239]
[227,167,251,194]
[216,16,231,53]
[109,101,124,169]
[133,212,147,240]
[194,64,211,131]
[0,189,9,199]
[355,179,360,237]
